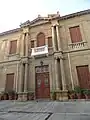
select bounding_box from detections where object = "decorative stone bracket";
[20,57,29,64]
[54,54,64,60]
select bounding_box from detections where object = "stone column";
[52,26,56,52]
[19,63,23,92]
[55,58,60,90]
[60,58,67,90]
[24,63,28,92]
[16,63,19,92]
[25,33,29,57]
[21,33,25,56]
[56,25,61,51]
[17,40,20,54]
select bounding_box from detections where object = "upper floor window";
[37,32,45,47]
[31,41,34,48]
[48,37,52,47]
[69,26,82,43]
[9,40,17,54]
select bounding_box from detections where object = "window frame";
[69,25,82,43]
[9,40,17,54]
[37,32,45,47]
[48,37,52,47]
[31,40,34,48]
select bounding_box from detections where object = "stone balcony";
[31,45,48,56]
[68,41,87,51]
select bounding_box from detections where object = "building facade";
[0,9,90,100]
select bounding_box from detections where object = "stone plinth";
[18,92,28,101]
[62,90,68,101]
[55,90,68,101]
[55,90,62,101]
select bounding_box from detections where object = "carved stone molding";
[20,57,29,64]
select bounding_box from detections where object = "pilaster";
[60,58,67,90]
[24,63,29,92]
[56,25,62,51]
[52,26,56,52]
[21,33,25,56]
[54,58,60,90]
[25,33,29,57]
[16,63,19,92]
[19,63,24,92]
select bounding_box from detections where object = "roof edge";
[0,9,90,36]
[60,9,90,20]
[0,28,21,36]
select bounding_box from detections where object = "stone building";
[0,9,90,100]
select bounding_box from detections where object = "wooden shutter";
[9,40,17,54]
[76,65,90,89]
[69,26,82,43]
[31,41,34,48]
[48,37,52,47]
[5,73,14,91]
[37,33,45,47]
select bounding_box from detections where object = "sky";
[0,0,90,33]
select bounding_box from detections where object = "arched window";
[37,32,45,47]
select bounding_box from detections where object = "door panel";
[36,73,43,98]
[43,73,50,98]
[76,65,90,89]
[35,66,50,99]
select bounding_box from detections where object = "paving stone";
[80,114,90,120]
[48,113,65,120]
[0,101,90,120]
[0,113,27,120]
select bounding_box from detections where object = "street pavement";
[0,100,90,119]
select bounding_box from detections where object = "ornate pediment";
[20,13,60,27]
[20,17,49,27]
[30,17,49,26]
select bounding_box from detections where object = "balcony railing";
[68,41,87,50]
[31,45,48,56]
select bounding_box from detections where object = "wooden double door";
[35,65,50,99]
